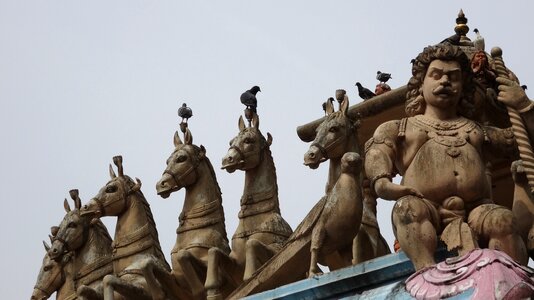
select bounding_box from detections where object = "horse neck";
[115,192,155,243]
[56,259,75,300]
[74,225,111,270]
[183,161,222,212]
[243,148,278,197]
[325,131,359,194]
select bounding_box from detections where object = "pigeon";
[322,97,335,115]
[473,28,485,51]
[240,85,261,113]
[439,33,461,46]
[355,82,375,100]
[376,71,392,83]
[177,103,193,123]
[522,85,528,91]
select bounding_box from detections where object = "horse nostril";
[160,180,166,187]
[308,152,315,159]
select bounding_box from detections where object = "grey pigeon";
[356,82,375,100]
[376,71,392,83]
[522,85,528,91]
[240,85,261,113]
[178,103,193,122]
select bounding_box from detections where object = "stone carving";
[304,96,391,267]
[156,128,230,299]
[204,113,292,299]
[46,190,113,300]
[81,157,181,300]
[512,160,534,258]
[364,43,533,275]
[32,245,74,300]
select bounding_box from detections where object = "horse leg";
[205,247,242,300]
[309,224,325,277]
[140,259,167,300]
[175,249,206,298]
[244,239,276,281]
[77,285,103,300]
[102,274,151,300]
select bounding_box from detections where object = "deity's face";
[422,59,463,112]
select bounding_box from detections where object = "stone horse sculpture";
[205,114,293,299]
[82,156,183,300]
[304,97,391,267]
[32,244,74,300]
[47,189,113,300]
[156,128,230,299]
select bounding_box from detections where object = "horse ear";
[109,164,117,178]
[173,131,183,147]
[64,198,71,212]
[199,145,206,159]
[266,132,273,146]
[131,178,142,192]
[50,226,59,237]
[184,128,193,145]
[69,189,81,210]
[113,156,124,177]
[252,113,260,129]
[238,115,246,131]
[340,96,349,116]
[43,240,50,252]
[325,98,335,115]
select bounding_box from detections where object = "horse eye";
[329,126,338,133]
[68,222,76,228]
[44,265,52,271]
[105,185,117,193]
[176,155,187,163]
[244,138,254,144]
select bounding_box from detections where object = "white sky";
[1,1,534,298]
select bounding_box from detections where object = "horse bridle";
[34,254,70,298]
[310,127,352,161]
[89,179,138,217]
[164,147,203,188]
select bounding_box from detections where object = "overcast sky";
[2,1,534,298]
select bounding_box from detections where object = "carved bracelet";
[370,172,392,194]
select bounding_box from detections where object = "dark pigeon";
[522,85,528,91]
[439,33,461,46]
[376,71,392,83]
[240,85,261,113]
[177,103,193,122]
[356,82,375,100]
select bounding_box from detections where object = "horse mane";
[90,217,112,245]
[124,175,170,269]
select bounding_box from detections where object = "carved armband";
[518,101,534,114]
[370,172,392,196]
[365,136,395,154]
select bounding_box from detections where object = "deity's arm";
[496,76,534,142]
[364,120,423,200]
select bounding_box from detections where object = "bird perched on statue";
[178,103,193,123]
[473,28,485,51]
[240,85,261,113]
[355,82,375,100]
[376,71,392,83]
[322,97,335,115]
[439,33,461,46]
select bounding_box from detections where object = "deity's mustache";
[432,85,456,95]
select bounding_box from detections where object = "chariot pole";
[491,47,534,194]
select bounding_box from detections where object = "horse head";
[81,156,142,217]
[32,243,71,300]
[304,97,358,169]
[156,128,206,198]
[222,113,272,173]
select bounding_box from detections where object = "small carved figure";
[511,160,534,258]
[205,113,293,299]
[364,44,534,271]
[374,83,391,96]
[82,157,180,300]
[156,129,230,299]
[471,50,496,86]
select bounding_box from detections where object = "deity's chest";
[402,116,487,193]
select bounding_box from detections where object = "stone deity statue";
[364,43,534,271]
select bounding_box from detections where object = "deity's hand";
[374,178,423,201]
[496,76,531,110]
